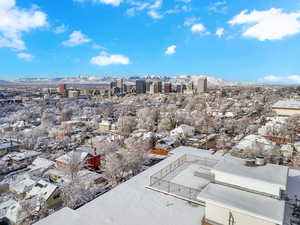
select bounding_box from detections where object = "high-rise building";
[146,81,153,93]
[176,84,186,93]
[185,82,194,94]
[197,77,208,93]
[150,82,159,94]
[136,80,146,94]
[117,79,124,94]
[58,84,66,96]
[164,82,172,93]
[157,81,162,93]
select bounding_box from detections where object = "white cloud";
[74,0,122,6]
[165,45,176,55]
[62,31,91,47]
[229,8,300,41]
[0,0,47,50]
[216,27,224,37]
[53,24,68,34]
[288,75,300,84]
[17,52,33,61]
[126,0,165,19]
[148,10,163,19]
[191,23,206,33]
[259,75,300,84]
[260,75,284,82]
[90,52,131,66]
[95,0,122,7]
[208,1,228,14]
[184,17,200,26]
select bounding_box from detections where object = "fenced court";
[149,154,219,204]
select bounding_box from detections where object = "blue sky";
[0,0,300,83]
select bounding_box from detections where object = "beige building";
[272,100,300,116]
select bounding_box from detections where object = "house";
[55,151,88,172]
[9,175,36,198]
[76,147,101,169]
[170,124,195,137]
[29,157,55,176]
[0,199,17,223]
[0,140,20,157]
[234,134,277,153]
[99,120,111,132]
[1,149,42,167]
[0,124,13,133]
[26,180,62,209]
[44,169,67,183]
[272,100,300,116]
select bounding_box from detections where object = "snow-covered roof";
[26,180,58,201]
[280,145,294,152]
[29,157,55,172]
[61,169,103,185]
[100,120,111,126]
[272,100,300,109]
[56,151,88,164]
[0,199,17,219]
[235,134,276,151]
[197,183,285,225]
[0,141,19,150]
[212,157,289,188]
[10,175,36,194]
[170,124,195,137]
[2,149,41,161]
[34,207,86,225]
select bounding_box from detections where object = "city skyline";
[0,0,300,84]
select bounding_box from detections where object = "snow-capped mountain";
[171,75,259,87]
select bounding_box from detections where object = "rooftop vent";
[255,155,265,166]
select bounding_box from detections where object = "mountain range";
[0,75,260,87]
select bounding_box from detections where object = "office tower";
[117,78,124,94]
[136,80,146,94]
[164,82,172,93]
[146,81,153,93]
[157,81,162,93]
[150,82,159,94]
[197,77,208,93]
[58,84,66,96]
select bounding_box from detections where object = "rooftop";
[212,157,289,188]
[197,183,285,225]
[272,100,300,109]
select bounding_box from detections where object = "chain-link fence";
[149,154,219,203]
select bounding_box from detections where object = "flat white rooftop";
[197,183,285,225]
[272,100,300,109]
[212,157,289,188]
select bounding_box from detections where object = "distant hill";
[170,75,260,87]
[0,80,13,85]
